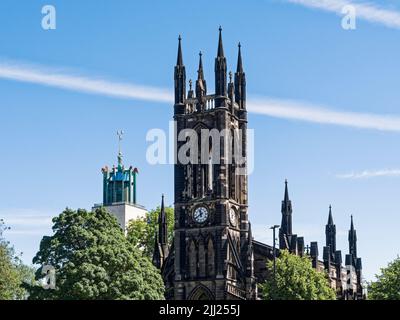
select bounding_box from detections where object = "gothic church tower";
[172,28,256,300]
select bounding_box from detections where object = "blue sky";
[1,0,400,282]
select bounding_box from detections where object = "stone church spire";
[197,51,205,80]
[348,215,363,298]
[215,26,227,102]
[177,35,183,66]
[279,180,293,249]
[236,42,243,73]
[153,194,169,269]
[234,42,246,109]
[196,51,207,103]
[283,180,290,204]
[328,205,334,225]
[174,35,186,110]
[159,194,168,246]
[325,205,336,261]
[348,215,357,266]
[217,26,224,57]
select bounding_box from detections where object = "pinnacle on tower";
[159,194,168,245]
[279,179,293,249]
[325,205,336,261]
[196,51,207,103]
[198,51,204,80]
[237,42,243,73]
[348,215,357,265]
[284,179,289,203]
[328,205,334,225]
[217,26,224,57]
[234,42,246,109]
[177,35,183,66]
[174,35,186,107]
[215,26,227,99]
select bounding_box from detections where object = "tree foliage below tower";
[260,250,336,300]
[368,256,400,300]
[0,220,35,300]
[26,208,165,300]
[127,206,174,258]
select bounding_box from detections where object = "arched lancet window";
[188,240,197,279]
[188,285,215,300]
[198,238,206,277]
[207,238,215,277]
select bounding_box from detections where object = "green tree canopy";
[26,208,165,300]
[369,256,400,300]
[127,206,174,258]
[260,250,336,300]
[0,219,35,300]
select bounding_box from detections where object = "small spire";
[328,205,334,225]
[217,26,224,57]
[197,51,204,80]
[160,194,166,224]
[284,179,289,202]
[236,42,243,73]
[159,194,167,245]
[189,79,193,91]
[177,35,183,66]
[348,215,357,262]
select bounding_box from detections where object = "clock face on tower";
[193,207,209,224]
[229,208,237,226]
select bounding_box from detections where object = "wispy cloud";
[1,59,400,132]
[336,169,400,179]
[286,0,400,29]
[249,98,400,132]
[0,60,172,103]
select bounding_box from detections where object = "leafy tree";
[368,256,400,300]
[260,250,336,300]
[26,208,165,300]
[127,206,174,258]
[0,219,35,300]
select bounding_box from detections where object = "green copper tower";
[94,131,147,232]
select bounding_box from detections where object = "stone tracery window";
[207,238,215,277]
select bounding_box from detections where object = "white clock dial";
[229,208,237,226]
[193,207,208,224]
